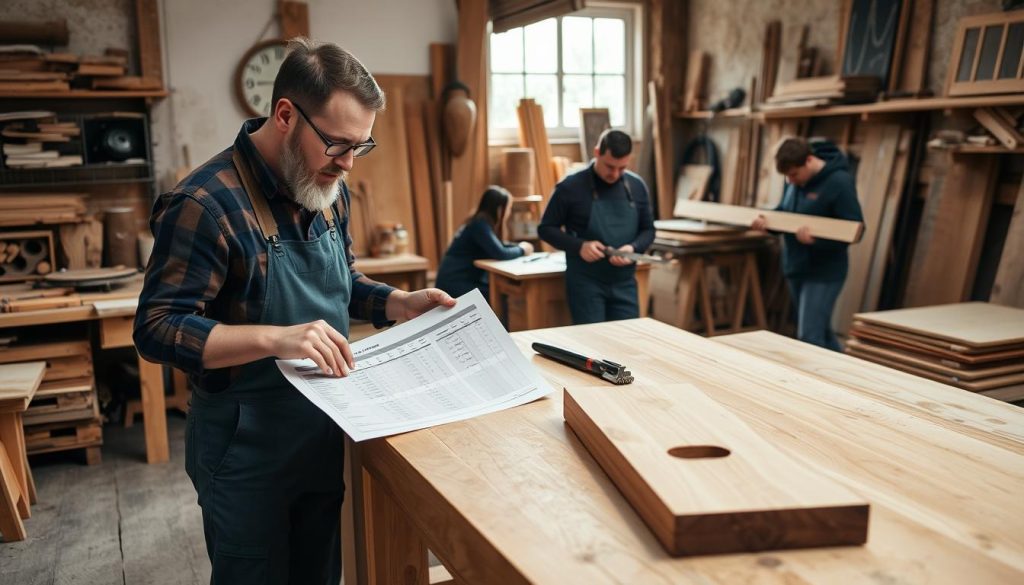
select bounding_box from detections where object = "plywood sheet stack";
[0,339,102,461]
[516,99,556,201]
[848,303,1024,402]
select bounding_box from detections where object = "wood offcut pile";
[765,75,882,109]
[848,303,1024,402]
[1,111,83,168]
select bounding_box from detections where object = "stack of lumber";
[0,42,139,92]
[0,338,102,460]
[0,192,88,226]
[765,75,881,108]
[848,303,1024,402]
[1,111,82,168]
[516,99,556,201]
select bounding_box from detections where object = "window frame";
[487,2,644,145]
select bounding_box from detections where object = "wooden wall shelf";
[930,145,1024,155]
[0,90,168,100]
[676,95,1024,121]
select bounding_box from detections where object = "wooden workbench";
[474,252,651,331]
[0,284,169,464]
[354,253,429,291]
[349,319,1024,584]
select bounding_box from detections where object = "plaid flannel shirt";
[133,118,395,393]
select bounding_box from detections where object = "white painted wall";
[154,0,457,178]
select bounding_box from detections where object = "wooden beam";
[278,1,310,38]
[649,81,675,219]
[405,99,439,269]
[974,108,1023,150]
[674,200,864,243]
[451,0,489,224]
[135,0,163,86]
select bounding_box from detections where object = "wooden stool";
[0,361,46,542]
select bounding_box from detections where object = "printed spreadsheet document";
[277,288,554,441]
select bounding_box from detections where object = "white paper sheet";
[277,289,554,441]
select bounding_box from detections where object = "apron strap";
[232,149,280,242]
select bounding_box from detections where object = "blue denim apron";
[184,149,351,584]
[564,172,640,324]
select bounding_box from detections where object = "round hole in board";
[667,445,731,459]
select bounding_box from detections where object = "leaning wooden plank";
[892,0,933,94]
[991,177,1024,309]
[833,124,901,333]
[564,384,869,556]
[862,128,913,312]
[649,80,675,219]
[973,108,1023,149]
[674,200,864,243]
[451,0,489,222]
[903,153,998,307]
[854,302,1024,348]
[404,98,438,269]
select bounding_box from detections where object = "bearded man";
[134,38,453,584]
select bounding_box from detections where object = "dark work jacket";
[774,142,864,282]
[537,163,655,255]
[434,217,525,298]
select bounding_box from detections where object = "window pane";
[490,74,525,129]
[594,75,625,126]
[562,74,593,127]
[594,18,625,74]
[525,74,558,127]
[562,16,593,74]
[490,28,524,73]
[524,19,557,73]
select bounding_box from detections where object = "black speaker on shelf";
[83,114,147,164]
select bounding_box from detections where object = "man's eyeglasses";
[291,101,376,158]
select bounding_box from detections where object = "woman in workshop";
[752,137,863,351]
[435,185,535,299]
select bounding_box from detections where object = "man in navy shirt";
[753,137,864,350]
[538,130,655,324]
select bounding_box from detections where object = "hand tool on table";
[603,248,670,264]
[532,342,634,385]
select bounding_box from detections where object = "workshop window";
[488,4,641,142]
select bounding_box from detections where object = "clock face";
[237,40,287,117]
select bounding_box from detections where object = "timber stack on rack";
[848,303,1024,403]
[516,98,556,205]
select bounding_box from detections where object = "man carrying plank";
[752,138,863,351]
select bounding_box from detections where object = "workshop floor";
[0,415,211,585]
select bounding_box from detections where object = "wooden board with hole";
[563,384,869,556]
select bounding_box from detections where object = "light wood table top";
[354,253,429,274]
[0,362,46,413]
[475,251,652,280]
[362,318,1024,583]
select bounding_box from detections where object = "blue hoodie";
[774,141,864,282]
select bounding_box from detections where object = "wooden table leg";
[0,439,27,541]
[524,281,547,331]
[0,412,29,518]
[636,269,650,317]
[342,436,369,585]
[364,469,428,585]
[137,353,169,464]
[489,275,506,326]
[746,253,768,329]
[23,451,36,504]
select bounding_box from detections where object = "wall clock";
[235,39,288,118]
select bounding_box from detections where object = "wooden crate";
[23,377,98,426]
[0,340,93,381]
[25,417,102,464]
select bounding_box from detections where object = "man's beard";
[281,130,344,212]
